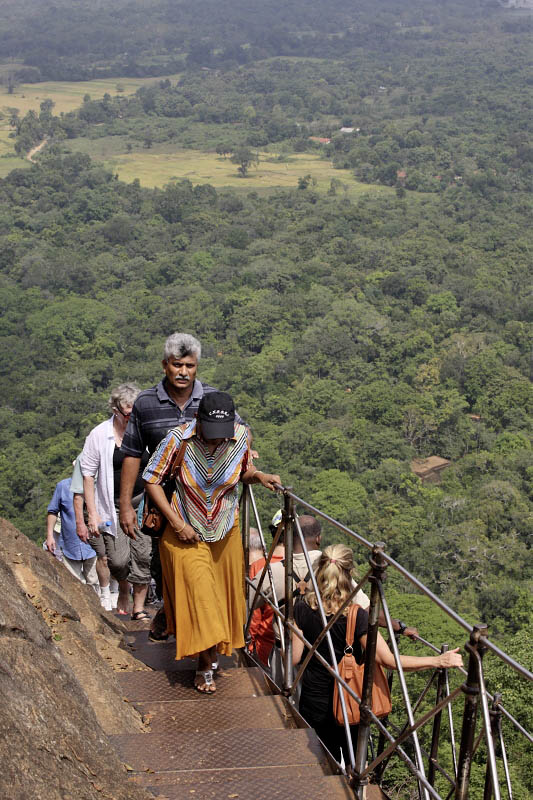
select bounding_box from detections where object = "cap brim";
[200,419,235,439]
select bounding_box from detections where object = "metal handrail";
[273,484,533,684]
[242,483,532,800]
[244,574,449,799]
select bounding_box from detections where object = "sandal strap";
[196,669,214,686]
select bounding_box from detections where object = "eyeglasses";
[114,405,131,419]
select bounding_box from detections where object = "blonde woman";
[292,543,463,762]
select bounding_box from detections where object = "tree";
[230,146,259,177]
[215,143,232,159]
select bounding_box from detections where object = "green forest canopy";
[0,2,531,791]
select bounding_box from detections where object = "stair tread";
[124,632,237,672]
[118,666,268,702]
[130,764,330,788]
[135,695,296,732]
[142,771,352,799]
[110,728,329,772]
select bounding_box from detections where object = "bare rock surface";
[0,518,153,800]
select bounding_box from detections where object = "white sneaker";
[100,594,113,612]
[109,592,119,609]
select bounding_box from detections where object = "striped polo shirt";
[143,420,252,542]
[121,378,243,458]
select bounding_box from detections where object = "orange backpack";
[332,604,392,725]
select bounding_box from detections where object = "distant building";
[309,136,331,144]
[397,169,407,179]
[411,456,451,484]
[340,127,354,133]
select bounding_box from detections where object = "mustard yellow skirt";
[159,518,246,661]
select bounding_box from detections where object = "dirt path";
[27,138,48,162]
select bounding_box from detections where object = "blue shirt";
[47,478,96,561]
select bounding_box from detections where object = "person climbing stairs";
[109,624,388,799]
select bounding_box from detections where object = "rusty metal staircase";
[109,628,384,800]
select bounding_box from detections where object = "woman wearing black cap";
[143,391,281,693]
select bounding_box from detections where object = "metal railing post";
[483,692,503,800]
[428,644,449,787]
[455,623,489,800]
[352,542,387,799]
[282,490,294,696]
[485,693,512,800]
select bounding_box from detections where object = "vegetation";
[0,0,531,794]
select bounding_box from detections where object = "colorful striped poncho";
[143,420,252,542]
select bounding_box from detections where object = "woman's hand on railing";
[256,471,282,491]
[435,647,463,670]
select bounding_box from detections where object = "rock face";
[0,518,152,800]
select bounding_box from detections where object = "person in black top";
[293,544,463,764]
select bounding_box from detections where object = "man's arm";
[119,455,141,539]
[357,589,418,639]
[45,513,58,554]
[83,475,102,536]
[73,493,89,542]
[377,609,418,639]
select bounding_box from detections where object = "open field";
[0,72,181,177]
[0,128,28,177]
[68,142,393,197]
[0,73,181,117]
[0,155,28,178]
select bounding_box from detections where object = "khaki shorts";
[61,554,99,590]
[89,524,152,584]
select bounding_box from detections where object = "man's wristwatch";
[396,620,407,635]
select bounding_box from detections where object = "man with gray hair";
[119,333,245,636]
[120,333,244,535]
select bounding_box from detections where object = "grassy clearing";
[0,154,29,178]
[74,144,392,197]
[0,73,181,117]
[0,128,28,177]
[0,72,181,173]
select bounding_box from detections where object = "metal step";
[123,632,238,672]
[131,763,330,789]
[141,770,353,799]
[118,666,269,703]
[132,766,389,800]
[367,786,390,800]
[110,728,330,773]
[135,695,296,733]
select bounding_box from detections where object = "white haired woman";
[80,383,152,618]
[292,543,463,763]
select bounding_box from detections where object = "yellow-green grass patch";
[0,154,29,178]
[0,126,27,176]
[0,73,181,117]
[87,147,392,197]
[0,127,14,156]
